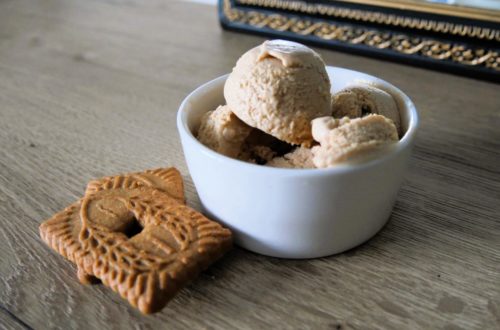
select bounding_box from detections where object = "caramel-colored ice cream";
[197,105,252,158]
[331,83,401,134]
[196,40,402,169]
[267,147,314,169]
[224,40,331,146]
[311,115,398,168]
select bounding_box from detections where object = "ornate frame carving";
[219,0,500,81]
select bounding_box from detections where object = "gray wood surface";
[0,0,499,329]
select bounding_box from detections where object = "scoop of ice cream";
[331,84,401,134]
[224,39,331,146]
[267,147,315,169]
[197,105,252,158]
[311,115,398,167]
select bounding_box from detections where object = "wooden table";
[1,0,499,329]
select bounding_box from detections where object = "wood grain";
[0,0,499,329]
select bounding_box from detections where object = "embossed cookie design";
[85,168,186,205]
[39,168,232,314]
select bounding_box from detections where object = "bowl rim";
[177,66,419,177]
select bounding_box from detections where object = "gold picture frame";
[219,0,500,81]
[332,0,500,23]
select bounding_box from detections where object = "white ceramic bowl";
[177,67,418,259]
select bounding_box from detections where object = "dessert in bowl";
[177,40,418,258]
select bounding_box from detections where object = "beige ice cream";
[241,145,276,164]
[331,83,401,134]
[224,40,331,146]
[197,105,252,158]
[311,115,398,168]
[267,147,314,169]
[238,128,294,164]
[197,40,402,169]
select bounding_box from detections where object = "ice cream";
[267,147,314,169]
[224,39,331,146]
[197,105,252,158]
[331,83,401,134]
[196,40,402,169]
[235,128,292,164]
[311,115,398,168]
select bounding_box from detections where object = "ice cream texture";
[311,115,398,168]
[197,105,252,158]
[267,147,314,169]
[331,83,401,134]
[196,40,402,169]
[224,39,331,146]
